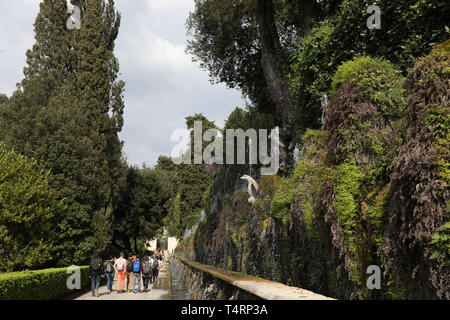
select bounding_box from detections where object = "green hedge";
[0,266,90,300]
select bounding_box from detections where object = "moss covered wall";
[175,42,450,300]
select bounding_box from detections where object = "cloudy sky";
[0,0,245,166]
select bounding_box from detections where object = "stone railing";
[170,254,334,300]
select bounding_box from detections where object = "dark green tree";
[112,165,174,252]
[0,143,64,271]
[0,0,125,264]
[169,115,215,236]
[186,0,323,126]
[0,94,7,107]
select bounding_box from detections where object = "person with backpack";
[114,252,127,293]
[132,255,143,294]
[105,256,115,294]
[148,255,154,284]
[141,256,152,292]
[89,250,104,297]
[152,256,159,283]
[111,256,116,280]
[126,253,134,293]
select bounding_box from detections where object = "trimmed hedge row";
[0,266,90,300]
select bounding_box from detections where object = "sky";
[0,0,246,166]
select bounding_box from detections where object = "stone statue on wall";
[240,175,259,204]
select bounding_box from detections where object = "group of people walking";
[88,250,165,297]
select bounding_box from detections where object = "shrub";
[413,39,450,184]
[259,175,280,198]
[289,0,447,131]
[430,222,450,267]
[270,129,328,226]
[381,40,449,299]
[0,143,64,272]
[332,56,406,117]
[0,266,90,300]
[332,161,365,254]
[270,176,295,223]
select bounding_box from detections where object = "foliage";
[270,176,295,223]
[430,222,450,266]
[129,239,147,257]
[186,0,275,116]
[332,161,365,253]
[288,0,448,131]
[417,40,450,183]
[211,107,276,197]
[91,206,113,255]
[155,155,177,172]
[332,56,406,117]
[270,129,328,227]
[363,184,390,247]
[176,163,211,235]
[259,175,280,198]
[323,57,405,291]
[55,201,94,267]
[113,165,174,251]
[410,39,450,270]
[0,0,125,264]
[0,144,63,272]
[164,114,215,237]
[381,40,449,299]
[0,266,90,300]
[187,0,335,123]
[167,193,182,237]
[330,0,449,71]
[289,19,336,131]
[175,1,449,301]
[201,184,215,210]
[0,94,7,106]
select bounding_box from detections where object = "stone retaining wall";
[169,256,261,300]
[169,255,334,300]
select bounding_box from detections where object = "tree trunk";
[133,237,138,254]
[254,0,295,128]
[127,238,133,253]
[296,0,320,35]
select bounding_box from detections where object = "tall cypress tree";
[0,0,125,264]
[72,0,123,252]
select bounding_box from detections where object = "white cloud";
[125,31,193,74]
[0,0,41,95]
[147,0,194,12]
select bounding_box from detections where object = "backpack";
[126,259,133,272]
[133,260,141,273]
[106,261,114,274]
[116,259,125,272]
[142,261,151,275]
[152,259,159,270]
[90,257,101,272]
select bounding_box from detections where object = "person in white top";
[114,252,127,293]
